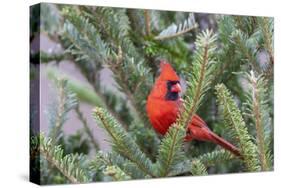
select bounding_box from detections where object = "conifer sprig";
[83,7,140,60]
[166,159,192,177]
[155,13,198,40]
[91,151,146,179]
[48,78,78,142]
[67,6,153,125]
[39,134,90,183]
[197,149,236,167]
[258,17,274,65]
[75,106,100,151]
[155,125,186,177]
[62,7,109,64]
[92,107,155,177]
[191,160,208,176]
[179,30,217,127]
[244,71,273,170]
[230,30,260,73]
[215,84,261,171]
[103,166,132,181]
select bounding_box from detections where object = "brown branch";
[144,10,151,36]
[75,105,100,151]
[155,25,198,41]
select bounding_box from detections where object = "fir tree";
[30,3,274,184]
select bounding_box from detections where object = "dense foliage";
[30,3,274,185]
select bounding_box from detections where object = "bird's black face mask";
[165,80,181,101]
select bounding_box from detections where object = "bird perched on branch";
[146,61,241,156]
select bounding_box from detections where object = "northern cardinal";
[146,61,241,156]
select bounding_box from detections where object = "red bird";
[146,61,241,156]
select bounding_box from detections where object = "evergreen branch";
[48,64,126,135]
[258,17,274,65]
[103,166,132,181]
[126,9,147,37]
[155,13,198,40]
[84,7,141,60]
[91,151,146,179]
[92,9,152,120]
[39,134,90,183]
[48,66,129,130]
[98,89,133,129]
[62,7,110,64]
[179,30,217,127]
[245,71,273,170]
[110,52,153,125]
[257,17,274,80]
[217,15,236,44]
[233,16,257,36]
[230,29,260,72]
[78,7,153,125]
[167,159,192,177]
[48,78,78,142]
[90,151,133,181]
[215,84,261,171]
[32,51,68,63]
[75,105,100,151]
[48,65,128,129]
[214,16,240,84]
[40,3,62,36]
[191,160,208,176]
[156,124,186,177]
[62,21,102,64]
[197,149,235,167]
[92,107,155,177]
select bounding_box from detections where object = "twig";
[50,81,66,141]
[40,147,80,184]
[160,125,182,176]
[260,18,274,65]
[94,108,156,178]
[154,25,197,41]
[182,42,209,127]
[110,47,147,126]
[75,105,100,151]
[144,10,151,36]
[249,72,269,170]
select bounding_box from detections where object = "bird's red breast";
[146,96,181,134]
[146,61,182,134]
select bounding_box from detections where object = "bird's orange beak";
[171,83,182,93]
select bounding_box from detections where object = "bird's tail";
[209,131,241,157]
